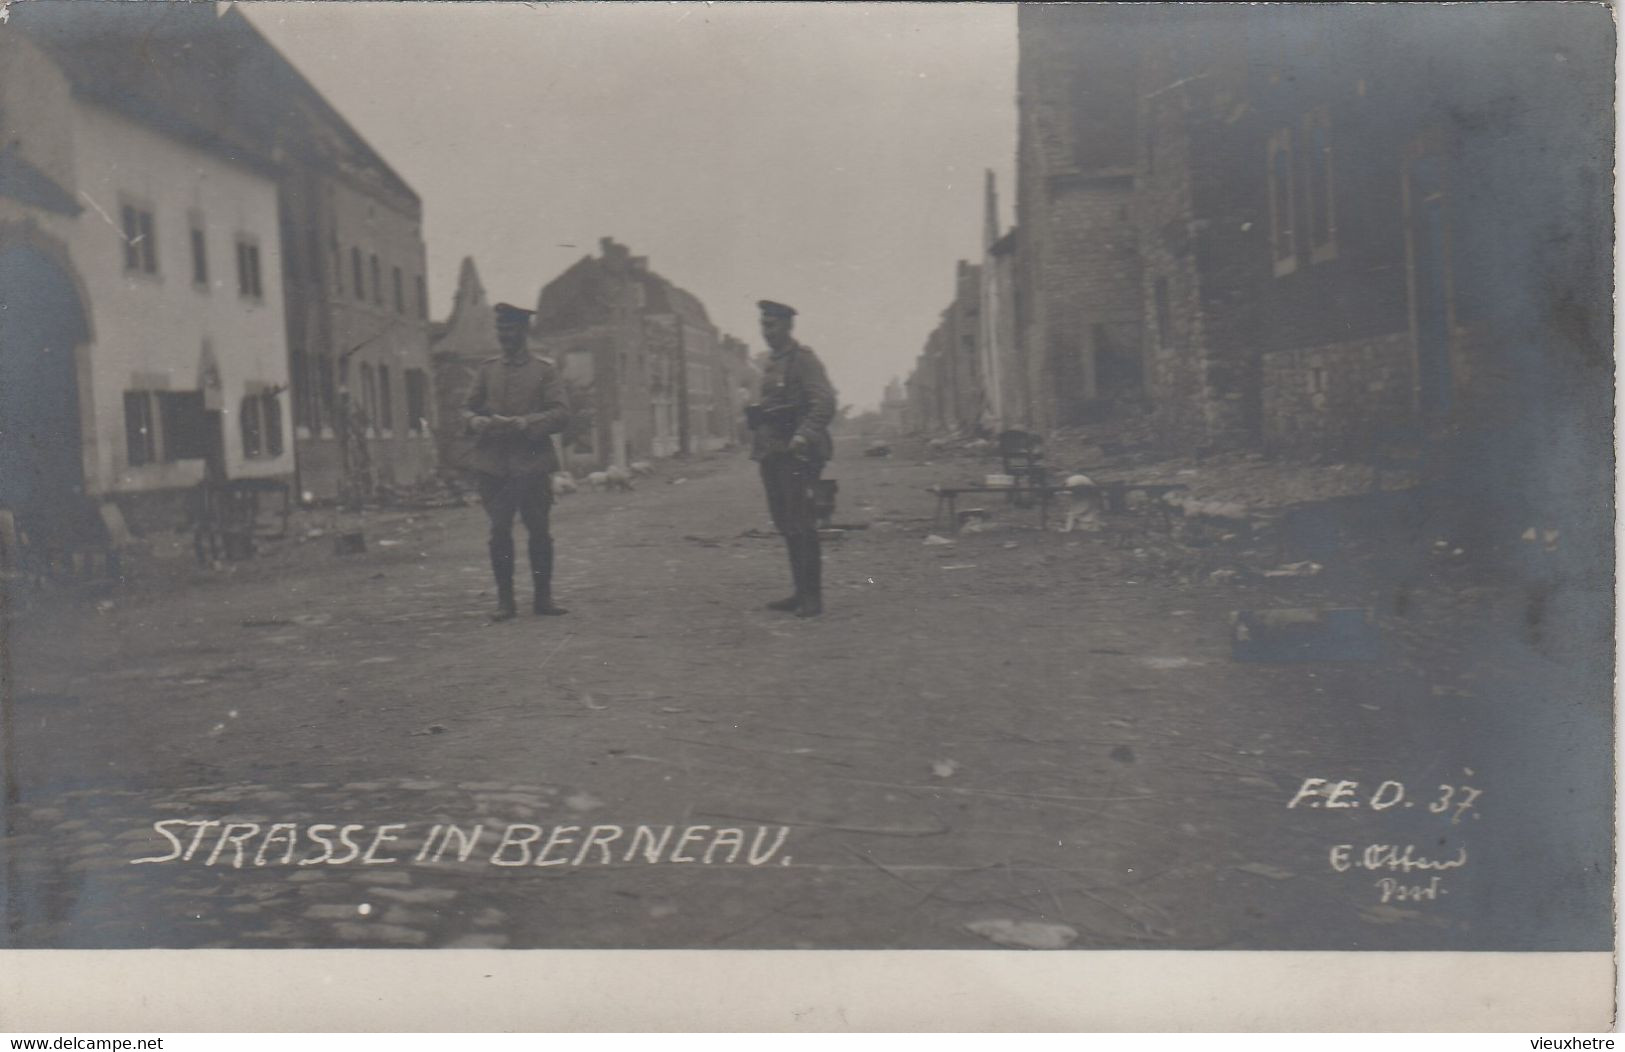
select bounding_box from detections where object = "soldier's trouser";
[759,454,822,599]
[477,473,555,600]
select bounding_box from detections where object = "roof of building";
[11,2,419,208]
[0,144,81,216]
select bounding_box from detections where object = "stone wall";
[1261,331,1415,458]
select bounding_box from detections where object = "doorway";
[0,242,89,531]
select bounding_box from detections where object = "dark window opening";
[240,393,284,459]
[370,254,382,305]
[1267,129,1297,274]
[415,275,427,320]
[122,205,157,274]
[352,247,365,300]
[1306,112,1337,260]
[378,365,394,431]
[190,226,209,286]
[158,391,209,461]
[405,369,429,434]
[236,240,263,299]
[392,266,405,314]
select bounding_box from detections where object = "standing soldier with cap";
[749,300,836,618]
[462,302,571,621]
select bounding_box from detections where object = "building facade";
[533,237,743,469]
[905,1,1612,552]
[1,8,295,537]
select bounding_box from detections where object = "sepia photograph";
[0,0,1615,1031]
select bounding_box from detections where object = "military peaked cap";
[757,300,798,319]
[494,302,535,323]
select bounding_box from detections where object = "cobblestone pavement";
[1,439,1610,949]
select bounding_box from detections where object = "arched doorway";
[0,240,90,535]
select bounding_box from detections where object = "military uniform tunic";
[752,341,836,542]
[461,352,569,548]
[749,341,836,464]
[460,353,569,478]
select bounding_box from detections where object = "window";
[331,242,344,297]
[378,365,394,432]
[121,205,157,274]
[124,391,157,466]
[1304,108,1337,263]
[370,254,382,305]
[158,391,209,461]
[415,275,427,320]
[241,394,263,458]
[352,247,365,300]
[240,392,284,459]
[405,369,429,434]
[360,363,378,431]
[236,238,263,299]
[263,393,284,457]
[190,222,209,287]
[392,266,405,314]
[1266,128,1297,276]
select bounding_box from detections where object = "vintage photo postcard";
[0,0,1614,1032]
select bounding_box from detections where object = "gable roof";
[11,1,419,210]
[0,143,82,216]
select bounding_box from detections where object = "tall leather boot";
[795,534,823,618]
[489,535,517,621]
[529,535,568,616]
[766,537,803,611]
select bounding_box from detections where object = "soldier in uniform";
[749,300,836,618]
[462,303,571,621]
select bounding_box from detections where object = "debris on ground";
[1263,560,1322,578]
[1231,607,1379,663]
[922,534,955,546]
[1235,862,1294,881]
[931,759,959,778]
[965,919,1079,950]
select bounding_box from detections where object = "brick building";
[532,238,742,469]
[907,258,988,436]
[979,171,1025,432]
[1013,4,1152,431]
[218,14,438,502]
[907,3,1611,557]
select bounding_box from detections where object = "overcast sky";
[242,2,1018,411]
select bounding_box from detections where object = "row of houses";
[1,4,756,550]
[905,5,1611,536]
[0,2,434,539]
[428,240,761,476]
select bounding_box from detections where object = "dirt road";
[2,437,1609,950]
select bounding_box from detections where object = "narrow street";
[2,436,1608,951]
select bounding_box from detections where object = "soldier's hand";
[470,416,493,434]
[789,433,810,456]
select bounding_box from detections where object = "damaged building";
[531,237,750,470]
[904,4,1612,545]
